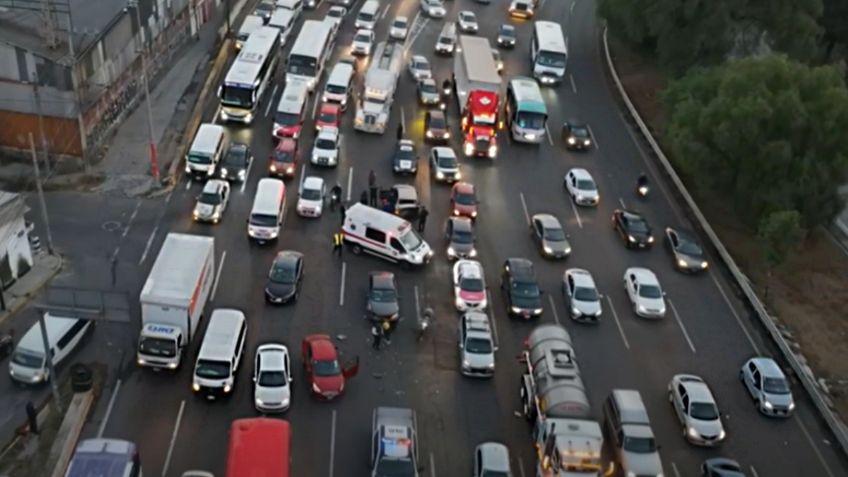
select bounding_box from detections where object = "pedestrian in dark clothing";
[333,231,343,257]
[330,183,342,211]
[360,190,368,205]
[339,203,346,225]
[368,170,378,206]
[25,401,38,435]
[418,206,429,233]
[382,319,392,344]
[371,324,382,350]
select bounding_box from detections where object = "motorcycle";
[417,308,433,342]
[636,184,649,197]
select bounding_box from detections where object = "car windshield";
[396,147,415,160]
[627,217,649,233]
[438,37,453,45]
[677,238,703,256]
[319,111,338,124]
[11,349,44,368]
[301,188,322,201]
[223,148,246,166]
[328,9,343,17]
[481,472,510,477]
[516,111,546,130]
[359,12,374,21]
[370,286,397,302]
[316,138,337,150]
[461,277,484,292]
[577,179,596,191]
[574,286,598,302]
[537,50,567,68]
[250,213,278,227]
[420,82,437,94]
[438,154,457,168]
[455,192,475,205]
[544,227,566,241]
[138,337,177,357]
[690,401,719,420]
[763,376,791,394]
[354,33,371,43]
[393,20,406,28]
[466,337,493,354]
[326,83,346,94]
[429,116,446,129]
[195,359,231,379]
[571,126,590,137]
[258,369,287,387]
[375,459,416,475]
[313,359,341,377]
[414,60,429,71]
[274,149,294,163]
[198,191,221,205]
[274,112,300,126]
[461,13,475,22]
[623,435,657,453]
[452,229,474,244]
[638,284,662,299]
[512,282,540,297]
[500,26,514,37]
[399,230,422,251]
[187,153,213,165]
[270,262,296,284]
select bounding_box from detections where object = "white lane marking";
[545,123,553,146]
[414,285,422,322]
[264,84,278,117]
[185,178,192,190]
[429,452,436,477]
[548,295,560,325]
[708,271,761,354]
[517,457,527,477]
[605,296,631,350]
[312,91,321,119]
[122,201,141,238]
[96,379,122,438]
[160,400,186,477]
[618,197,626,209]
[405,18,430,52]
[570,1,576,14]
[139,224,159,265]
[793,414,837,477]
[328,409,337,477]
[401,107,407,132]
[346,167,354,202]
[670,462,681,477]
[750,466,760,477]
[211,251,227,302]
[299,164,306,192]
[240,159,254,193]
[519,192,530,226]
[339,262,347,306]
[165,189,173,203]
[568,197,583,229]
[569,74,577,94]
[487,291,499,348]
[667,299,696,353]
[379,3,390,20]
[587,124,599,150]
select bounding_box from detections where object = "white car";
[253,344,292,413]
[420,0,446,18]
[193,179,230,224]
[564,168,600,206]
[311,126,341,166]
[668,374,726,446]
[351,29,375,56]
[457,11,478,33]
[430,147,461,183]
[408,55,433,80]
[326,6,347,27]
[491,49,503,73]
[740,357,795,417]
[390,16,410,40]
[458,311,496,377]
[562,268,602,322]
[297,176,326,217]
[623,267,666,318]
[453,260,487,311]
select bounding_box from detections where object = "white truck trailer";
[137,233,215,370]
[355,42,403,134]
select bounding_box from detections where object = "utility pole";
[37,312,62,411]
[40,0,59,49]
[130,0,160,185]
[29,133,55,256]
[32,82,52,175]
[225,0,232,38]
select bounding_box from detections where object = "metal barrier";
[601,26,848,457]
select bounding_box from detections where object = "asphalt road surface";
[76,0,848,475]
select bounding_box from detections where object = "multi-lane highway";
[81,0,848,475]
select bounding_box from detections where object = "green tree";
[757,210,806,298]
[663,55,848,228]
[647,0,737,73]
[597,0,653,48]
[738,0,822,60]
[819,0,848,61]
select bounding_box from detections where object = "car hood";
[638,297,666,313]
[353,41,371,49]
[543,238,571,254]
[573,298,601,316]
[313,374,344,395]
[763,391,794,407]
[450,241,474,254]
[511,293,541,310]
[421,91,440,101]
[689,417,723,438]
[255,383,290,405]
[621,449,664,476]
[298,198,323,209]
[437,164,458,173]
[628,229,653,241]
[313,147,338,158]
[277,124,302,136]
[267,282,296,299]
[575,188,599,200]
[463,350,494,369]
[194,203,218,217]
[220,164,245,174]
[675,251,705,267]
[369,300,399,317]
[454,203,477,214]
[458,288,486,304]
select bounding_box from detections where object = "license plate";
[400,160,411,169]
[318,158,328,165]
[639,243,645,248]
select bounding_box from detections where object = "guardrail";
[601,26,848,457]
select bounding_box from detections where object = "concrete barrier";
[47,391,94,477]
[601,26,848,457]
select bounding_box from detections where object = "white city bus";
[219,26,281,123]
[531,21,568,85]
[505,77,548,144]
[286,20,334,92]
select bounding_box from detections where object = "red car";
[269,138,299,179]
[451,182,478,218]
[315,103,342,131]
[301,334,358,401]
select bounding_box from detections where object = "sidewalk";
[0,251,63,327]
[93,0,252,197]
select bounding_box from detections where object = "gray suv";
[603,389,664,477]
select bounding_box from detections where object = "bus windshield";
[536,50,567,69]
[288,54,317,77]
[221,84,254,107]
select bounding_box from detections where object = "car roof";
[450,216,473,232]
[276,137,297,151]
[566,268,596,288]
[500,24,515,32]
[229,143,248,153]
[750,357,786,378]
[533,213,561,229]
[412,54,428,62]
[274,250,302,267]
[457,259,483,278]
[320,102,341,113]
[453,182,474,194]
[303,176,324,189]
[620,209,645,221]
[202,179,227,194]
[370,271,395,288]
[329,6,345,12]
[398,139,416,148]
[258,345,287,370]
[355,28,372,35]
[477,442,510,471]
[394,15,408,22]
[317,126,339,138]
[506,258,534,277]
[669,227,697,242]
[675,374,714,402]
[432,146,454,157]
[419,78,436,86]
[626,267,659,284]
[460,10,475,17]
[568,168,593,180]
[305,334,336,359]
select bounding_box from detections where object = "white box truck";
[354,42,403,134]
[137,233,215,370]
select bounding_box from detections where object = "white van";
[236,15,265,50]
[9,314,93,384]
[355,0,380,30]
[185,124,227,179]
[268,9,296,46]
[322,62,355,110]
[276,0,303,19]
[191,309,247,399]
[342,203,433,266]
[435,22,457,55]
[248,178,287,243]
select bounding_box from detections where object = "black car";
[612,209,654,249]
[425,110,451,144]
[445,216,476,260]
[367,272,399,322]
[392,139,419,175]
[265,251,304,304]
[496,24,516,48]
[701,458,746,477]
[666,227,708,272]
[253,1,274,23]
[219,143,252,182]
[500,258,543,319]
[561,121,593,150]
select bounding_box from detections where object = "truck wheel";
[351,244,362,255]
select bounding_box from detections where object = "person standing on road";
[360,190,369,205]
[381,319,392,344]
[371,323,382,350]
[339,203,346,225]
[417,206,429,233]
[396,123,403,140]
[368,170,378,206]
[333,230,343,257]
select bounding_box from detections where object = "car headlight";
[471,210,477,217]
[286,166,294,174]
[627,472,637,477]
[462,360,471,369]
[487,362,495,369]
[789,401,795,410]
[166,362,177,369]
[223,383,232,393]
[687,427,700,438]
[534,308,544,315]
[628,235,636,242]
[469,248,477,257]
[193,210,200,219]
[455,171,461,179]
[444,132,451,139]
[426,130,434,138]
[648,236,654,243]
[312,382,321,393]
[543,245,553,254]
[255,398,264,406]
[701,261,709,269]
[567,137,576,144]
[192,382,201,392]
[511,306,521,314]
[219,168,228,177]
[718,429,726,440]
[464,143,474,156]
[564,247,572,254]
[453,209,460,215]
[455,296,465,308]
[220,110,229,120]
[637,304,647,312]
[270,164,277,172]
[447,246,456,256]
[436,171,445,179]
[185,166,191,174]
[763,400,773,409]
[678,259,688,268]
[488,145,497,158]
[322,95,329,102]
[281,397,290,408]
[571,306,581,316]
[137,358,146,365]
[584,139,591,146]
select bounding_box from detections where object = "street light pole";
[28,133,55,256]
[130,1,160,185]
[225,0,232,38]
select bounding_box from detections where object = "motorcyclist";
[417,307,434,340]
[330,183,343,210]
[442,79,451,97]
[637,172,648,188]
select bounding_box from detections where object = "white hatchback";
[311,126,341,166]
[297,176,326,217]
[351,29,375,56]
[253,344,292,413]
[390,16,410,40]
